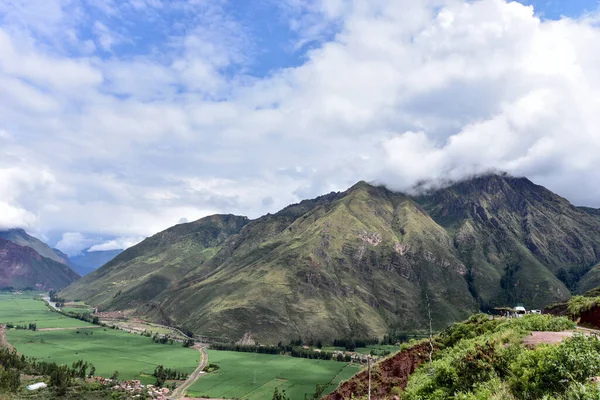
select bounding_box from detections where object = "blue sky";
[518,0,599,19]
[2,0,600,255]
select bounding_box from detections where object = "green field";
[0,295,92,328]
[187,350,362,400]
[2,293,364,395]
[62,301,94,314]
[1,293,199,383]
[6,329,199,383]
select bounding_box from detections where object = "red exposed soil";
[324,342,432,400]
[580,306,600,329]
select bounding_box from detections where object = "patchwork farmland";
[187,350,362,400]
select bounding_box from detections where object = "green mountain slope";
[60,214,249,307]
[145,183,476,342]
[575,263,600,294]
[0,229,69,264]
[0,238,80,290]
[60,175,600,343]
[416,175,600,309]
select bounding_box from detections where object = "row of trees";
[332,337,380,350]
[151,334,174,345]
[4,322,36,331]
[210,341,353,362]
[211,343,280,354]
[153,365,188,387]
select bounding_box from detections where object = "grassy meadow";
[1,293,199,383]
[187,350,362,400]
[0,294,91,329]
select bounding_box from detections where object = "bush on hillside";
[567,296,600,316]
[438,314,504,348]
[403,328,524,400]
[403,314,585,400]
[509,334,600,399]
[506,314,575,332]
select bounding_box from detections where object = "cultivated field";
[0,294,91,329]
[1,293,199,383]
[187,350,362,400]
[61,300,94,314]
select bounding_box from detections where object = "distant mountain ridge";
[70,249,123,276]
[0,238,80,290]
[60,175,600,343]
[0,229,68,265]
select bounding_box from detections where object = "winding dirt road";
[169,345,208,400]
[0,324,14,350]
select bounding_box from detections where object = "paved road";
[169,346,208,399]
[41,295,60,311]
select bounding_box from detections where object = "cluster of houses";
[93,377,172,399]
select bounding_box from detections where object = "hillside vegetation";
[328,314,597,400]
[61,175,600,342]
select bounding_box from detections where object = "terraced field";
[187,350,362,400]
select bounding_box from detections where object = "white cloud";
[55,232,97,256]
[1,0,600,244]
[88,236,144,252]
[0,165,55,230]
[0,202,37,230]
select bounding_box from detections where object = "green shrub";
[454,377,514,400]
[561,381,600,400]
[509,334,600,399]
[404,328,524,400]
[568,296,600,316]
[404,314,579,400]
[438,314,504,348]
[506,314,575,332]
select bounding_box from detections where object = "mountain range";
[0,229,122,289]
[60,174,600,343]
[0,237,79,290]
[70,249,123,276]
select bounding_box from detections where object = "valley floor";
[1,292,365,399]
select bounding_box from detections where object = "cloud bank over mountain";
[1,0,600,244]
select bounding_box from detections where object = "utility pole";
[368,355,371,400]
[426,293,434,366]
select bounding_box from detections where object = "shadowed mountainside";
[0,229,69,265]
[0,238,80,290]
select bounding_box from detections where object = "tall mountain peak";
[61,175,600,343]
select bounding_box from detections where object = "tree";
[314,384,327,399]
[110,370,119,381]
[273,387,290,400]
[50,365,71,396]
[0,367,20,392]
[154,365,167,387]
